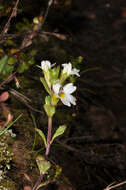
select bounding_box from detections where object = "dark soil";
[47,0,126,190]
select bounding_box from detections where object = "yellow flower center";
[52,95,58,101]
[59,93,65,98]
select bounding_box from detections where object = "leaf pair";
[36,125,67,147]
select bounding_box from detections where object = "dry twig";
[20,0,53,50]
[104,181,126,190]
[0,0,20,39]
[0,72,17,89]
[10,89,43,114]
[0,0,53,55]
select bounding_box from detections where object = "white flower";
[62,63,72,75]
[53,83,77,107]
[71,68,80,76]
[37,60,51,71]
[37,60,56,72]
[62,63,80,77]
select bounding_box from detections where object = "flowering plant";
[33,60,80,190]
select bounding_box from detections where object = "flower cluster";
[38,60,80,116]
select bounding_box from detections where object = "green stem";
[45,117,52,156]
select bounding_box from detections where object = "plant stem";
[45,117,52,156]
[32,117,52,190]
[32,173,44,190]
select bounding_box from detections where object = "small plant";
[33,60,80,190]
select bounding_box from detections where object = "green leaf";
[0,114,22,136]
[33,17,39,24]
[40,77,50,94]
[54,165,62,179]
[44,104,55,117]
[36,155,51,174]
[23,18,30,25]
[45,95,51,105]
[60,72,68,84]
[35,128,47,147]
[50,66,60,82]
[29,49,37,56]
[51,94,59,106]
[2,64,14,75]
[0,5,4,10]
[0,55,8,73]
[20,52,27,61]
[51,125,67,144]
[6,40,14,46]
[77,56,83,63]
[8,57,17,65]
[18,62,29,73]
[28,57,35,65]
[0,49,4,54]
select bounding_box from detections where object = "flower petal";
[37,65,42,69]
[60,97,71,107]
[62,63,72,75]
[41,60,51,71]
[53,83,61,95]
[62,63,80,77]
[67,94,76,105]
[63,83,77,94]
[71,68,80,77]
